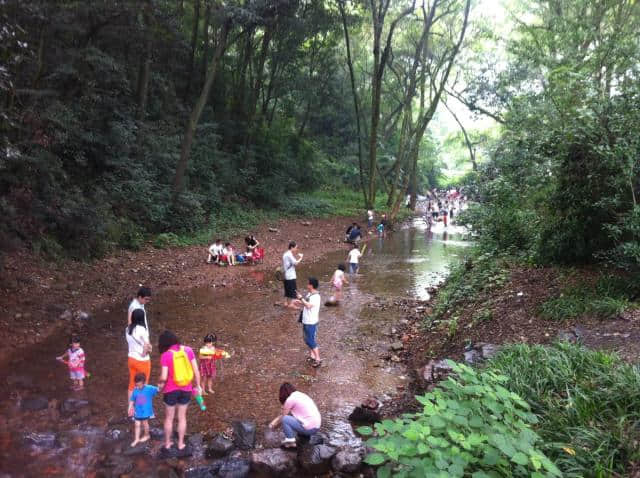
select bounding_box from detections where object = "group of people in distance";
[207,234,260,265]
[426,189,466,228]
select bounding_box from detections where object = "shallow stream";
[0,217,470,477]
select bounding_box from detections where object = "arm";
[190,357,202,393]
[269,401,293,428]
[158,365,168,391]
[127,309,132,325]
[57,350,69,361]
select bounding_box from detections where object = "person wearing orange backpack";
[157,330,202,457]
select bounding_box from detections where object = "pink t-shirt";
[283,391,321,430]
[160,344,196,394]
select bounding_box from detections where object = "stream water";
[0,217,470,477]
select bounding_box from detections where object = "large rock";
[23,432,57,448]
[418,359,453,386]
[298,444,337,474]
[123,443,150,456]
[232,420,256,450]
[348,406,381,424]
[185,465,217,478]
[61,398,89,415]
[20,395,49,411]
[216,457,251,478]
[464,349,482,364]
[480,343,499,360]
[332,447,365,473]
[262,428,285,448]
[250,448,299,477]
[206,434,235,458]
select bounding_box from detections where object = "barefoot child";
[128,372,158,447]
[56,336,86,391]
[198,334,230,395]
[329,264,348,302]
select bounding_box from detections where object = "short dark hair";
[204,333,217,343]
[134,372,147,384]
[225,242,231,247]
[70,336,80,344]
[308,277,319,289]
[137,287,152,299]
[279,382,296,404]
[158,330,180,354]
[288,241,297,249]
[337,264,345,272]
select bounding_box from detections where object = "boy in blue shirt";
[128,372,158,447]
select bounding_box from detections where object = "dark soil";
[0,216,364,365]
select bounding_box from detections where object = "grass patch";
[430,250,511,321]
[539,273,637,320]
[489,342,640,477]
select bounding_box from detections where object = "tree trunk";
[136,0,153,122]
[173,19,232,200]
[339,1,368,206]
[201,0,212,80]
[184,0,201,101]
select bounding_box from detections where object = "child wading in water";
[329,264,348,302]
[128,372,158,447]
[57,336,86,391]
[199,334,230,395]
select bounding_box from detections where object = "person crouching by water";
[157,330,202,457]
[297,277,322,367]
[269,382,321,449]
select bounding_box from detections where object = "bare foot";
[140,435,150,443]
[207,389,215,394]
[131,439,139,447]
[201,390,208,396]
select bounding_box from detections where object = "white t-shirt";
[128,298,149,331]
[222,246,233,256]
[282,250,298,280]
[332,269,345,287]
[367,210,373,220]
[126,325,150,361]
[301,292,321,325]
[348,249,362,264]
[209,243,223,255]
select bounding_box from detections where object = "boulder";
[150,426,164,440]
[556,330,579,343]
[123,443,150,456]
[389,341,404,351]
[262,428,285,448]
[250,448,299,477]
[61,398,89,415]
[298,444,337,474]
[480,343,499,360]
[232,420,256,450]
[348,406,381,424]
[216,457,251,478]
[206,434,235,459]
[6,374,35,389]
[21,395,49,411]
[185,465,218,478]
[187,433,204,449]
[418,359,453,385]
[106,428,127,441]
[332,447,365,473]
[464,349,482,364]
[23,432,57,448]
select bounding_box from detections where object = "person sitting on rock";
[269,382,321,449]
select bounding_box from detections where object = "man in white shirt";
[297,277,321,367]
[128,287,152,331]
[347,244,362,274]
[207,239,223,264]
[282,241,303,308]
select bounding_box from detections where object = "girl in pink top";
[56,336,85,391]
[158,330,202,456]
[269,382,321,448]
[329,263,348,302]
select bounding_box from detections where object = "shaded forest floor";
[0,215,365,365]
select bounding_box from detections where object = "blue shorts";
[303,324,318,349]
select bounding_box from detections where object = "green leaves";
[361,361,559,477]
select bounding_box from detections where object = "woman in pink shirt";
[158,330,202,457]
[269,382,321,448]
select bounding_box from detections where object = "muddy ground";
[0,215,364,365]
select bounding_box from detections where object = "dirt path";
[0,216,363,365]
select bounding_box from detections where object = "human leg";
[163,404,175,449]
[176,404,188,449]
[141,420,150,442]
[281,415,307,438]
[132,419,141,446]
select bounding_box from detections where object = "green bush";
[489,342,640,477]
[153,232,183,249]
[359,361,560,477]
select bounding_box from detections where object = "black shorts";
[134,416,151,421]
[283,279,297,299]
[163,390,191,406]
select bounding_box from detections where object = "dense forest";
[1,0,639,271]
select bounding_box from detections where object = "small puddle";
[0,217,470,476]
